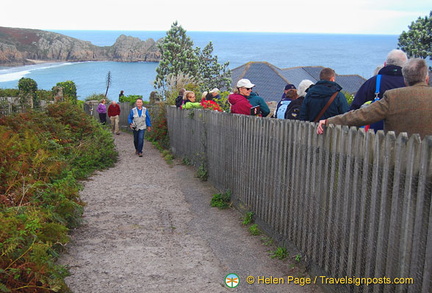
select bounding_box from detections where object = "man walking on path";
[59,133,322,293]
[128,98,152,157]
[108,100,121,135]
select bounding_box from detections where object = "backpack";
[284,97,303,120]
[175,95,183,108]
[274,100,291,119]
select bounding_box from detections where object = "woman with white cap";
[228,79,255,115]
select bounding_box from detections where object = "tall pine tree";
[398,11,432,67]
[154,22,199,95]
[154,22,232,100]
[196,42,231,93]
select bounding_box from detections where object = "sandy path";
[59,132,322,293]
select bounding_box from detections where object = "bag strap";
[374,74,382,102]
[313,91,339,122]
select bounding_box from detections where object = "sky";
[1,0,430,34]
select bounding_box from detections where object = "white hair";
[386,49,408,67]
[297,79,314,98]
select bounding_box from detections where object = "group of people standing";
[231,49,431,139]
[176,88,226,112]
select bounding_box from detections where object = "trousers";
[133,129,146,153]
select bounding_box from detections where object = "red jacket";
[108,104,121,117]
[228,93,252,115]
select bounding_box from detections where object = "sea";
[0,31,402,101]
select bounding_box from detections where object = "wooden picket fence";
[166,106,432,293]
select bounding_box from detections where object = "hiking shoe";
[138,153,143,157]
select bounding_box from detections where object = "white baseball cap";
[236,79,255,88]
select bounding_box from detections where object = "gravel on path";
[59,132,322,293]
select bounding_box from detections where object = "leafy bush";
[242,211,254,225]
[210,190,231,209]
[54,81,77,104]
[147,102,169,150]
[119,94,145,104]
[248,223,262,236]
[270,247,289,260]
[18,78,38,93]
[0,89,20,97]
[0,102,117,292]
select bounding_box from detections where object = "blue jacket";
[247,92,270,117]
[299,80,349,121]
[350,65,405,110]
[350,65,405,131]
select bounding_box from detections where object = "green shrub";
[270,247,289,260]
[147,102,169,150]
[210,190,231,209]
[248,224,262,236]
[0,88,20,97]
[242,211,254,225]
[54,81,77,104]
[0,101,117,292]
[119,94,145,104]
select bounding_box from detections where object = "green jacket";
[182,101,202,109]
[247,92,270,117]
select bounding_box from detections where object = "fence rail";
[166,106,432,293]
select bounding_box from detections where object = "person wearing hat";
[274,84,297,119]
[228,79,255,115]
[235,79,270,117]
[209,88,221,100]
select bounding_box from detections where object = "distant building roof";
[231,61,366,102]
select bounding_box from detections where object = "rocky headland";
[0,26,161,66]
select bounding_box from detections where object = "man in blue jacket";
[349,49,407,131]
[299,67,349,122]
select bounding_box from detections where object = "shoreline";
[1,59,160,68]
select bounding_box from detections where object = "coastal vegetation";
[398,10,432,68]
[0,102,117,292]
[154,22,231,102]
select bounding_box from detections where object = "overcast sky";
[2,0,430,34]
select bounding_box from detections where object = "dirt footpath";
[59,132,322,293]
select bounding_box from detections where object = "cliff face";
[0,27,161,66]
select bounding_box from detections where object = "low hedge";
[0,102,117,292]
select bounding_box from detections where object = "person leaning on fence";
[299,67,349,122]
[128,98,152,157]
[285,79,314,120]
[317,58,432,139]
[350,49,408,131]
[181,91,202,109]
[248,91,270,117]
[273,84,297,119]
[108,100,121,135]
[97,99,107,124]
[228,79,254,115]
[209,88,221,100]
[201,91,223,112]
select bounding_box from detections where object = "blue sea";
[0,31,401,100]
